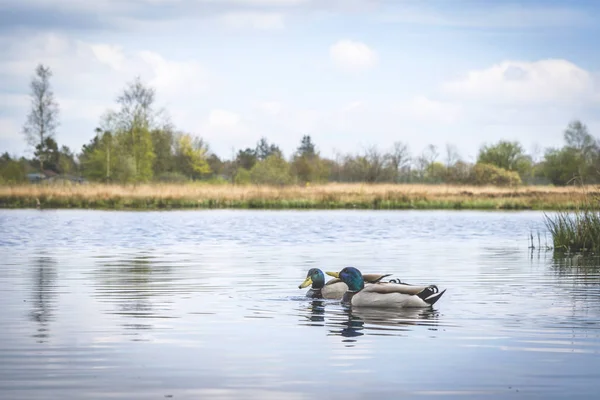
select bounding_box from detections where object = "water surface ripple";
[0,209,599,399]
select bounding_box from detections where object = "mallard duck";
[326,267,446,308]
[299,268,392,300]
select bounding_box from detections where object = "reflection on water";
[1,209,600,399]
[29,256,57,343]
[91,253,175,333]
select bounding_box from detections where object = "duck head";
[298,268,326,289]
[326,267,364,292]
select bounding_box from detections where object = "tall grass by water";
[544,192,600,253]
[1,182,599,210]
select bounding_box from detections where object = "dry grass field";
[1,182,598,210]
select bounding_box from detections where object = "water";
[0,209,599,399]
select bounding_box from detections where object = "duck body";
[299,268,392,300]
[328,267,446,308]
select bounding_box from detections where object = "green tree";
[0,153,27,184]
[297,135,316,158]
[22,64,60,172]
[473,163,522,186]
[542,147,583,185]
[291,135,329,184]
[562,120,598,182]
[250,153,292,185]
[174,133,212,179]
[236,148,258,170]
[113,77,157,182]
[33,137,60,173]
[256,137,282,160]
[477,140,532,177]
[151,127,176,177]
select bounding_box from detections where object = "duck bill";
[298,277,312,289]
[326,271,340,278]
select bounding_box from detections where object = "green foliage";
[542,147,582,185]
[255,137,282,160]
[250,154,292,185]
[477,140,532,177]
[151,128,176,176]
[473,163,522,186]
[236,148,257,170]
[296,135,316,158]
[175,133,212,180]
[425,162,447,183]
[0,153,27,184]
[234,168,251,184]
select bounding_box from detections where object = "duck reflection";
[298,299,326,326]
[29,256,57,343]
[327,306,441,346]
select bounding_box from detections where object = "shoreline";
[1,183,598,211]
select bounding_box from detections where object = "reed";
[544,191,600,253]
[1,182,599,211]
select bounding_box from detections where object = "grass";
[1,182,599,211]
[544,191,600,253]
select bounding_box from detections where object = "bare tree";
[22,64,60,171]
[444,143,461,168]
[364,146,386,182]
[387,141,411,182]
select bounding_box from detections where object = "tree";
[477,140,531,177]
[236,148,258,170]
[444,143,461,168]
[387,142,411,182]
[564,120,596,157]
[250,153,292,185]
[542,147,586,185]
[256,137,282,160]
[33,137,59,173]
[174,133,211,179]
[22,64,60,172]
[296,135,316,158]
[114,77,157,182]
[291,136,329,184]
[151,126,176,177]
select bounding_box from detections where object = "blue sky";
[1,0,599,162]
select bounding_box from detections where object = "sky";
[1,0,600,162]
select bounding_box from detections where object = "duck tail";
[416,286,447,306]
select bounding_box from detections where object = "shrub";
[473,163,522,186]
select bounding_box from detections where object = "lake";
[0,209,599,399]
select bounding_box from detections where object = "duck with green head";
[326,267,446,308]
[299,268,392,300]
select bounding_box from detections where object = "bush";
[473,163,522,186]
[234,168,251,184]
[250,155,292,185]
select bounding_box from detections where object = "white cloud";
[442,59,597,105]
[219,12,285,30]
[0,32,211,154]
[207,109,241,129]
[329,40,378,72]
[380,4,593,29]
[0,117,20,140]
[91,44,126,71]
[255,101,283,116]
[401,96,462,124]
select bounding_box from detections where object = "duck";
[299,268,392,300]
[326,267,446,308]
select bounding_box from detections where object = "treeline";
[2,65,600,186]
